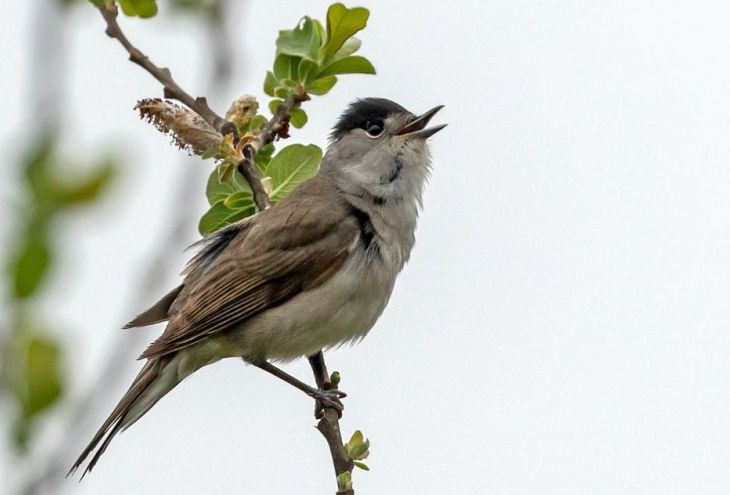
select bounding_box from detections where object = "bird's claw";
[310,387,346,419]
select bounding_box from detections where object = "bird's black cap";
[331,98,410,141]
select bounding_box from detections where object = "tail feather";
[68,357,173,478]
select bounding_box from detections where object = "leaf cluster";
[264,3,375,126]
[199,144,322,234]
[344,429,371,471]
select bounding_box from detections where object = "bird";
[69,97,446,477]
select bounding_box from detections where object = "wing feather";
[139,178,357,359]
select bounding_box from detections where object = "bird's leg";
[308,350,329,389]
[253,360,346,413]
[308,350,344,419]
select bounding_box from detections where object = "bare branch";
[95,2,228,134]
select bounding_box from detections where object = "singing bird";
[69,98,445,476]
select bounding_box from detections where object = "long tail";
[68,356,178,478]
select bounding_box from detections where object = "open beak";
[397,105,447,139]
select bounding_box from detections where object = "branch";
[235,91,309,210]
[96,2,228,134]
[310,352,356,495]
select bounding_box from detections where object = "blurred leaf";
[353,461,369,471]
[198,201,255,235]
[169,0,211,13]
[290,107,308,128]
[117,0,158,18]
[276,17,322,62]
[23,137,54,201]
[15,333,64,419]
[264,144,322,203]
[12,237,51,299]
[317,56,375,78]
[322,3,369,60]
[205,169,252,205]
[306,76,337,96]
[54,160,116,206]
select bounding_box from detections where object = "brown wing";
[139,177,357,359]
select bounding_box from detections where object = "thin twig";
[235,92,309,210]
[310,353,355,495]
[96,2,228,135]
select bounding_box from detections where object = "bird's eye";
[365,121,384,137]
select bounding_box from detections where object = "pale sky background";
[2,1,730,494]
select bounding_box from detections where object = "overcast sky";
[3,1,730,494]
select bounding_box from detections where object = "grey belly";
[217,257,395,363]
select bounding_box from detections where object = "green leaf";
[349,439,370,459]
[273,54,301,82]
[337,472,352,491]
[247,115,268,132]
[265,144,322,203]
[276,17,321,62]
[298,58,320,84]
[322,3,369,60]
[254,143,276,172]
[217,162,235,183]
[274,87,291,99]
[223,190,255,210]
[353,461,370,471]
[198,201,255,235]
[205,169,252,205]
[12,237,51,299]
[16,334,64,418]
[269,99,284,115]
[263,71,278,97]
[290,107,308,128]
[306,75,337,96]
[332,37,361,60]
[118,0,158,18]
[317,56,375,78]
[349,430,364,446]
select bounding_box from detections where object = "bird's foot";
[310,384,347,419]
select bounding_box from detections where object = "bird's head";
[322,98,446,205]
